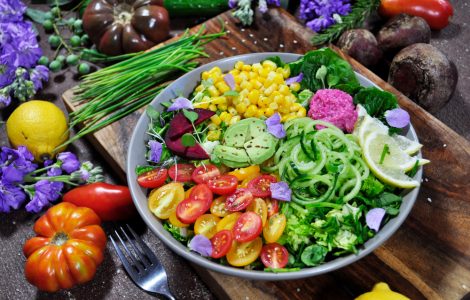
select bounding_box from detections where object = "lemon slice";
[353,114,388,146]
[392,134,423,155]
[362,131,422,188]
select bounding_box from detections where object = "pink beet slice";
[164,135,209,160]
[167,109,215,140]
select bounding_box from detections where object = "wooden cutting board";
[63,8,470,300]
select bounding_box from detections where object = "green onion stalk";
[58,26,225,148]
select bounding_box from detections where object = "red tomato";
[208,175,238,195]
[247,175,277,198]
[210,230,233,259]
[63,183,135,221]
[192,164,220,184]
[176,184,213,224]
[379,0,453,30]
[266,198,279,218]
[168,164,195,182]
[137,168,168,188]
[232,212,262,242]
[225,188,254,212]
[260,243,289,269]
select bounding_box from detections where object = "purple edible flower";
[228,0,238,8]
[25,179,63,213]
[265,113,286,139]
[0,0,27,22]
[366,208,386,232]
[1,21,42,69]
[47,166,62,177]
[188,234,213,257]
[285,73,303,85]
[385,108,410,129]
[0,181,26,212]
[1,165,24,183]
[29,65,49,90]
[223,73,236,90]
[58,152,80,174]
[300,0,351,32]
[148,140,163,163]
[0,146,37,175]
[267,0,280,5]
[167,97,193,112]
[258,0,268,13]
[270,181,291,202]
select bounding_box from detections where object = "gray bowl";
[127,53,422,280]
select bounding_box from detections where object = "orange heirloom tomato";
[228,165,260,181]
[23,202,106,292]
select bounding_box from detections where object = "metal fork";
[110,225,176,300]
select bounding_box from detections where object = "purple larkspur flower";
[47,166,62,177]
[270,181,291,201]
[366,208,386,232]
[228,0,238,8]
[58,152,80,174]
[148,140,163,163]
[0,61,15,87]
[267,0,280,6]
[167,97,193,112]
[285,73,303,85]
[0,180,26,212]
[300,0,351,32]
[0,21,42,68]
[25,179,63,213]
[0,0,27,22]
[1,165,24,183]
[385,108,410,128]
[265,113,286,139]
[189,235,212,257]
[306,15,335,32]
[0,146,37,175]
[29,65,49,90]
[223,73,236,90]
[0,90,11,106]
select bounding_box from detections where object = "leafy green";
[223,90,239,97]
[264,56,285,68]
[135,165,155,176]
[297,89,313,107]
[288,48,358,92]
[183,109,199,123]
[163,222,192,242]
[407,160,420,178]
[25,8,49,23]
[301,245,327,266]
[335,82,363,95]
[361,175,385,198]
[375,192,402,216]
[146,106,160,120]
[279,203,316,252]
[181,133,196,147]
[353,87,398,119]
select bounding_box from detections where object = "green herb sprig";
[311,0,380,46]
[58,26,225,148]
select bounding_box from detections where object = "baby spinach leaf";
[264,56,285,68]
[353,87,398,119]
[301,244,328,266]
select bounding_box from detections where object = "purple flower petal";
[285,73,303,85]
[223,73,236,90]
[265,113,286,139]
[25,179,63,213]
[167,97,193,112]
[0,181,26,212]
[188,234,212,257]
[58,152,80,174]
[385,108,410,128]
[1,165,24,183]
[228,0,238,8]
[270,181,291,202]
[148,140,163,163]
[366,208,386,232]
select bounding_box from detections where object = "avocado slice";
[244,133,277,165]
[223,122,250,148]
[213,145,251,168]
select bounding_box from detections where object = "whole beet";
[337,29,382,68]
[377,14,431,53]
[388,43,458,113]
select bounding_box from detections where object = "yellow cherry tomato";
[148,182,185,219]
[194,214,221,239]
[229,165,261,181]
[226,237,263,267]
[263,213,287,243]
[246,198,268,226]
[216,212,242,232]
[210,196,230,217]
[169,211,189,228]
[239,172,261,188]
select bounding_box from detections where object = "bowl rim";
[127,52,422,280]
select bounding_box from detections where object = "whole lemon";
[6,100,69,161]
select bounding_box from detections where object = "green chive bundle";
[60,26,225,148]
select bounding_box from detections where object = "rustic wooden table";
[1,2,469,300]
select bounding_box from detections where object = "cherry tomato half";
[247,175,277,198]
[263,213,287,243]
[148,182,185,219]
[233,212,263,242]
[192,164,220,184]
[210,230,233,259]
[216,212,242,232]
[265,198,279,218]
[176,184,213,224]
[208,175,238,195]
[226,237,263,267]
[246,198,268,227]
[194,214,220,239]
[210,196,230,217]
[137,168,168,188]
[225,188,254,212]
[169,164,195,182]
[260,243,289,269]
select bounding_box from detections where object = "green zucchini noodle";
[263,118,370,205]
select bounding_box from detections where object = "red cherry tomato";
[247,175,277,198]
[225,188,254,212]
[192,164,220,184]
[168,164,195,182]
[208,175,238,195]
[266,198,279,218]
[210,230,233,259]
[260,243,289,269]
[232,212,262,242]
[137,168,168,188]
[176,184,213,224]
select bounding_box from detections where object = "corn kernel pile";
[193,60,307,141]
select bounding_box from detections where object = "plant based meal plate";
[127,51,426,280]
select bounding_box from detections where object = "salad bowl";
[127,52,423,280]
